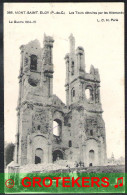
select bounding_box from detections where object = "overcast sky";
[4,3,124,159]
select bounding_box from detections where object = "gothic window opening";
[85,86,93,102]
[89,150,95,166]
[85,89,90,99]
[71,61,74,75]
[30,55,37,71]
[53,120,62,137]
[69,140,72,147]
[71,88,75,102]
[35,148,43,164]
[79,53,82,69]
[89,163,92,167]
[89,150,94,159]
[73,89,75,97]
[38,125,40,130]
[52,150,63,162]
[90,130,93,136]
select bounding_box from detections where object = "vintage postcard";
[4,2,125,193]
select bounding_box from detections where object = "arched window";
[89,150,94,160]
[90,130,93,136]
[38,125,40,130]
[35,148,43,164]
[85,86,93,101]
[52,150,63,162]
[71,88,75,102]
[53,119,62,137]
[69,140,72,147]
[85,88,91,99]
[72,89,75,97]
[30,55,37,71]
[71,61,74,75]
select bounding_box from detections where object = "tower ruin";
[12,34,106,170]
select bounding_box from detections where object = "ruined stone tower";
[13,34,106,168]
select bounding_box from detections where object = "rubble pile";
[20,161,70,173]
[54,160,75,168]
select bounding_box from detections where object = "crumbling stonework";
[13,34,107,169]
